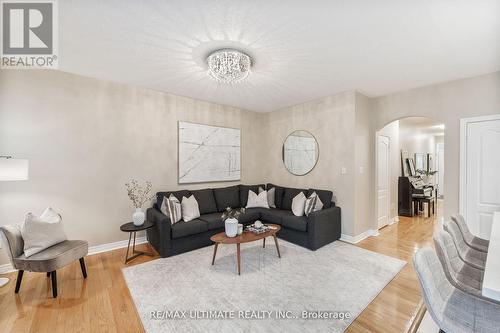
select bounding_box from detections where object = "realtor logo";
[1,0,58,68]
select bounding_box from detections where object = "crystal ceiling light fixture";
[206,49,252,83]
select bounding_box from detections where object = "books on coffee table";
[246,224,270,234]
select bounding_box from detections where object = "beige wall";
[2,70,499,266]
[354,92,375,235]
[0,70,266,265]
[372,72,500,223]
[399,122,437,159]
[261,92,357,236]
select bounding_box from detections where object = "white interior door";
[436,143,444,197]
[377,135,390,229]
[462,116,500,239]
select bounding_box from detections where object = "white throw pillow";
[260,186,276,208]
[246,190,269,209]
[161,194,182,224]
[305,191,324,216]
[291,192,307,216]
[21,207,67,257]
[181,195,200,222]
[39,207,62,223]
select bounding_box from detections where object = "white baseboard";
[340,229,379,244]
[389,216,399,225]
[0,236,148,275]
[88,236,147,256]
[0,263,13,274]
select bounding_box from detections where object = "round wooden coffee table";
[210,224,281,275]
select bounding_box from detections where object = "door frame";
[435,142,444,198]
[375,133,391,229]
[459,114,500,216]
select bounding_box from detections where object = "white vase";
[225,218,238,237]
[133,208,145,226]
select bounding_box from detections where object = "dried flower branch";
[221,207,246,221]
[125,179,154,209]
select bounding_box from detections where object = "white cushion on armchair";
[21,207,67,257]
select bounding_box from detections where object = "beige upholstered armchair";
[0,224,88,298]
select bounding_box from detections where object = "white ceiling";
[59,0,500,112]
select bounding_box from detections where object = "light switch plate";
[341,167,347,175]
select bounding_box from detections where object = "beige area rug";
[123,240,405,333]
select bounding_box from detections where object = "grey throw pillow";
[260,186,276,208]
[161,194,182,224]
[305,191,324,216]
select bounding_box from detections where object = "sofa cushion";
[260,208,293,225]
[282,187,307,211]
[307,189,333,209]
[191,189,218,214]
[282,215,308,232]
[239,184,265,207]
[198,213,224,230]
[266,183,285,209]
[238,208,262,224]
[213,185,240,211]
[171,219,208,239]
[157,190,191,208]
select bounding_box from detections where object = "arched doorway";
[375,117,445,230]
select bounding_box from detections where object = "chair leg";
[15,270,24,293]
[79,257,87,279]
[51,270,57,298]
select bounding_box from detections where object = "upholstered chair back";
[414,247,500,333]
[444,220,487,270]
[433,230,485,298]
[0,224,24,270]
[451,214,489,252]
[451,214,475,244]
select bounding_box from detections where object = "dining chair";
[414,247,500,333]
[451,214,489,253]
[433,230,499,304]
[444,221,486,270]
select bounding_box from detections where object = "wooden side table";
[120,221,155,264]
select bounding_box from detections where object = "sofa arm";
[307,206,341,250]
[146,207,172,257]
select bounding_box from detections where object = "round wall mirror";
[282,130,319,176]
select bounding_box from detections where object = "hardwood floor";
[0,205,441,333]
[347,203,441,333]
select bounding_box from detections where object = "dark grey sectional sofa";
[146,183,341,257]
